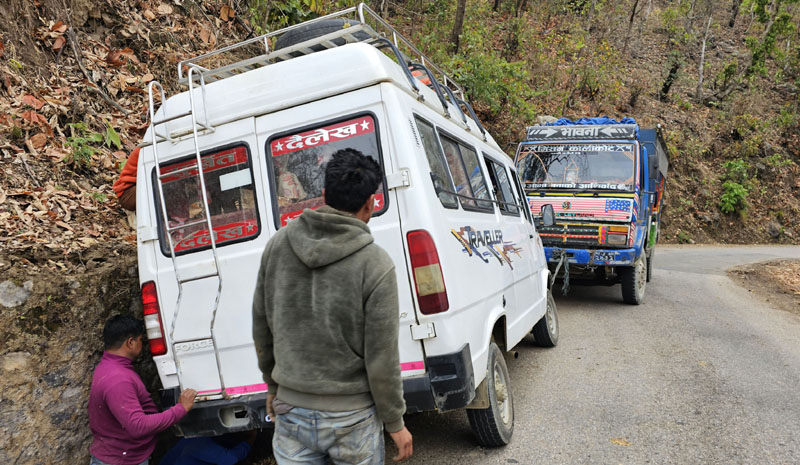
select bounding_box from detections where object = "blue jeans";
[272,405,384,465]
[89,456,148,465]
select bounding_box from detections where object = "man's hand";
[179,389,197,412]
[266,393,276,422]
[389,426,413,462]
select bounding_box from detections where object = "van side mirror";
[540,204,555,227]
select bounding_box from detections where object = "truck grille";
[539,223,604,247]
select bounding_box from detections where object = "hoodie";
[252,206,405,432]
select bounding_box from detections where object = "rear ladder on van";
[146,68,229,398]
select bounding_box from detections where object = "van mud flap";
[402,344,475,413]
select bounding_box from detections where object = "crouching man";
[252,149,413,464]
[88,315,197,465]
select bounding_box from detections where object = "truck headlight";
[606,233,627,246]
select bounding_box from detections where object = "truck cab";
[514,118,668,304]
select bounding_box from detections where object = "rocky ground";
[728,259,800,317]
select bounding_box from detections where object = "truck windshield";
[517,142,636,191]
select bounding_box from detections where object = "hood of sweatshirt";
[286,206,374,269]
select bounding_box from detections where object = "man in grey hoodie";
[252,149,413,464]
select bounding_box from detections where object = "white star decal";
[374,197,381,208]
[274,141,283,151]
[360,120,370,131]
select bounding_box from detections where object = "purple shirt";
[89,352,187,465]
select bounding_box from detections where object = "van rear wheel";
[466,342,514,447]
[532,291,558,347]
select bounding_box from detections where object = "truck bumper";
[402,343,475,414]
[544,246,637,266]
[159,389,271,437]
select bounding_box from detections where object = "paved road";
[395,245,800,465]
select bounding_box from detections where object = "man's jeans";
[272,405,384,465]
[89,456,148,465]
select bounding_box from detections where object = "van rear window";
[267,114,386,227]
[155,145,259,255]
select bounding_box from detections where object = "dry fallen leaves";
[157,3,173,15]
[610,438,632,447]
[220,5,235,21]
[22,94,45,110]
[28,133,47,149]
[199,27,216,46]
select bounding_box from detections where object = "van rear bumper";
[402,343,475,414]
[159,389,271,437]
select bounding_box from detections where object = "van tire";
[620,255,647,305]
[273,19,371,56]
[466,342,514,447]
[532,291,558,347]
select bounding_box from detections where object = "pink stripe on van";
[197,383,269,396]
[401,361,425,371]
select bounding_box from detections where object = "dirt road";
[393,245,800,464]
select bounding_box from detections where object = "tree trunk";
[696,16,713,100]
[686,0,698,35]
[660,60,681,102]
[729,0,743,27]
[622,0,641,55]
[586,0,597,32]
[493,0,502,12]
[450,0,467,53]
[515,0,528,17]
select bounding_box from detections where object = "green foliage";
[248,0,323,34]
[677,230,693,243]
[719,180,748,215]
[87,192,108,203]
[104,123,122,150]
[765,153,795,167]
[723,159,750,183]
[65,123,102,168]
[718,159,753,216]
[743,0,798,77]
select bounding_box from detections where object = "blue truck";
[515,117,669,304]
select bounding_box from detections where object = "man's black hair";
[103,315,145,350]
[324,148,382,213]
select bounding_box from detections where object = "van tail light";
[407,230,449,315]
[141,281,168,356]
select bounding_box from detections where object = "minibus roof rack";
[176,3,485,133]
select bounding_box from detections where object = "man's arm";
[363,266,405,432]
[252,243,278,393]
[105,381,189,439]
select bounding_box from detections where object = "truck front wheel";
[620,255,647,305]
[466,342,514,446]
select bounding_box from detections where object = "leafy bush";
[722,159,750,183]
[65,123,103,167]
[719,180,748,215]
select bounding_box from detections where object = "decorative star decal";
[274,141,283,151]
[360,120,370,131]
[374,196,381,208]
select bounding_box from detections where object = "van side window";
[267,114,386,227]
[413,117,458,208]
[438,134,493,211]
[156,144,259,255]
[483,155,520,216]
